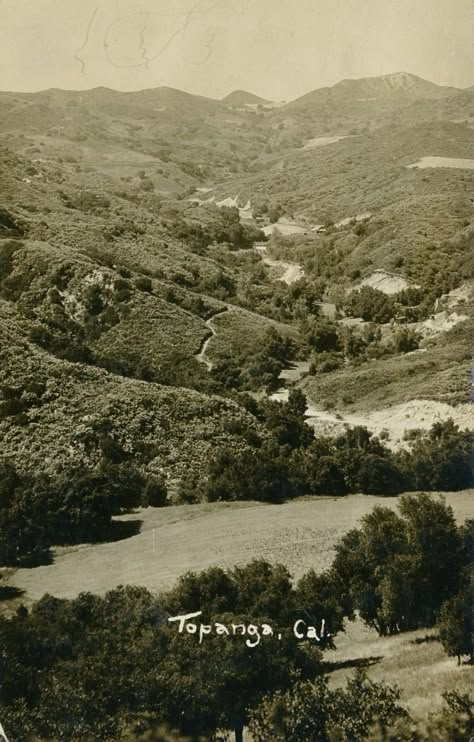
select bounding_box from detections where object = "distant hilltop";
[221,89,271,106]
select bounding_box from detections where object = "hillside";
[0,146,284,484]
[0,73,472,503]
[287,72,459,110]
[280,73,473,135]
[1,73,473,202]
[211,121,474,286]
[0,85,274,190]
[0,295,265,485]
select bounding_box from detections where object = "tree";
[331,506,407,634]
[202,443,293,503]
[290,442,347,496]
[393,327,420,353]
[398,493,464,624]
[302,318,340,353]
[142,474,168,507]
[249,671,407,742]
[159,561,322,742]
[159,626,321,742]
[259,396,313,450]
[398,419,473,491]
[287,388,307,417]
[249,677,331,742]
[162,565,237,617]
[330,494,464,634]
[333,427,404,495]
[295,570,345,647]
[438,586,473,665]
[0,587,167,740]
[344,286,395,323]
[268,203,284,224]
[231,561,295,622]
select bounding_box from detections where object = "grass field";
[325,620,474,720]
[6,491,473,604]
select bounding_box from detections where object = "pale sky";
[0,0,473,100]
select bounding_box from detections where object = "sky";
[0,0,473,100]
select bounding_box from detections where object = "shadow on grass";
[0,585,25,602]
[411,634,439,645]
[2,520,144,570]
[106,518,143,542]
[17,548,54,568]
[322,655,383,674]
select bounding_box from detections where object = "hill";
[0,85,274,190]
[0,293,266,484]
[1,74,473,202]
[289,72,459,108]
[283,72,462,116]
[211,121,474,282]
[0,68,473,742]
[0,146,290,484]
[222,90,271,106]
[274,73,474,148]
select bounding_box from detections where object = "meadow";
[6,491,473,603]
[325,620,474,720]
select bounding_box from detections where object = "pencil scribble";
[74,7,98,75]
[200,32,215,64]
[139,14,151,68]
[103,0,223,70]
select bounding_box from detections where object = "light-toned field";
[303,135,348,149]
[407,156,474,170]
[262,223,308,236]
[5,492,473,605]
[325,619,474,720]
[355,268,411,294]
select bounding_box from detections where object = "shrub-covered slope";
[0,297,261,483]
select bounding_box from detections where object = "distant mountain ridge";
[0,73,469,111]
[331,72,458,98]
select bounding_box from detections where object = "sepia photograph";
[0,1,473,739]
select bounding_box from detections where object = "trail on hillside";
[196,238,303,372]
[195,307,230,370]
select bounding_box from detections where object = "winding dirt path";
[262,256,304,284]
[195,308,230,370]
[254,242,304,285]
